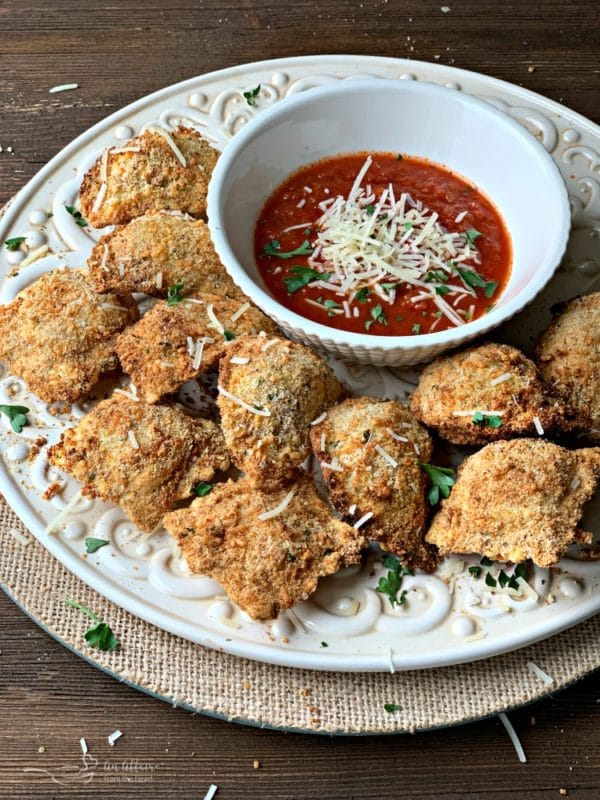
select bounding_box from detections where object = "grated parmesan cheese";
[452,409,505,417]
[375,443,398,468]
[128,430,139,449]
[100,244,109,271]
[320,459,343,473]
[217,385,271,417]
[310,411,328,426]
[92,182,107,213]
[498,713,527,763]
[101,302,128,312]
[107,730,123,747]
[110,145,142,155]
[202,785,218,800]
[80,737,88,755]
[19,244,49,267]
[147,124,187,166]
[527,661,554,686]
[155,271,163,289]
[261,338,280,351]
[8,527,30,546]
[187,336,195,356]
[533,415,544,436]
[45,490,82,534]
[117,263,125,277]
[348,503,357,515]
[230,301,251,322]
[490,372,513,386]
[100,149,109,183]
[206,303,225,335]
[570,477,581,490]
[49,83,79,93]
[258,486,297,521]
[114,387,139,402]
[353,511,373,529]
[386,428,409,442]
[230,356,250,365]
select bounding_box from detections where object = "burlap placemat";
[1,499,599,735]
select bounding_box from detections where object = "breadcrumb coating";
[534,292,600,442]
[217,335,345,489]
[48,394,230,532]
[0,268,138,403]
[116,294,279,403]
[163,474,367,620]
[80,125,219,227]
[310,396,438,571]
[87,212,242,299]
[410,342,566,446]
[426,439,600,566]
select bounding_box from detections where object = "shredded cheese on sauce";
[303,156,485,327]
[217,385,271,416]
[257,486,297,521]
[147,124,187,167]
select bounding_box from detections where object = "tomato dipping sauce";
[254,152,512,336]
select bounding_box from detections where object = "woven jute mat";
[1,500,599,735]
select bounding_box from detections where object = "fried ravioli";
[426,439,600,566]
[163,474,367,620]
[0,268,138,404]
[116,294,279,403]
[87,212,242,299]
[310,396,437,571]
[48,394,230,532]
[217,335,345,489]
[79,125,219,227]
[410,342,565,446]
[534,292,600,441]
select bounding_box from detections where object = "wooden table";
[1,1,599,797]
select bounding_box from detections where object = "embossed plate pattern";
[1,56,599,672]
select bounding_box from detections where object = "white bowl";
[207,79,570,366]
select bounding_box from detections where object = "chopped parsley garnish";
[264,239,313,259]
[365,304,388,331]
[375,555,411,608]
[396,153,404,160]
[64,600,119,651]
[0,404,30,433]
[420,463,455,505]
[464,227,483,247]
[471,411,503,429]
[283,266,330,294]
[468,565,482,578]
[65,205,88,227]
[193,481,213,497]
[224,330,236,341]
[4,236,25,251]
[485,573,497,588]
[411,323,421,334]
[480,556,494,567]
[243,84,261,106]
[355,287,372,303]
[320,641,329,648]
[166,281,185,305]
[455,265,498,299]
[323,299,341,316]
[84,538,110,554]
[362,429,371,443]
[514,563,528,581]
[384,703,402,713]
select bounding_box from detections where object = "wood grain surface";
[1,1,599,798]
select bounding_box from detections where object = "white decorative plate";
[1,56,599,672]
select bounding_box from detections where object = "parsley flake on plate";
[375,555,411,608]
[471,411,503,429]
[84,537,110,554]
[468,565,482,578]
[320,641,329,648]
[166,281,185,306]
[384,703,402,713]
[420,463,455,505]
[485,573,498,588]
[64,599,119,652]
[283,266,330,295]
[0,404,30,433]
[4,236,25,251]
[243,84,261,106]
[65,205,88,227]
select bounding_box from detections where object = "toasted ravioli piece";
[426,439,600,566]
[80,125,219,227]
[87,213,242,299]
[310,396,437,571]
[0,268,138,404]
[116,294,279,403]
[534,293,600,441]
[410,342,565,446]
[163,474,366,620]
[48,395,230,533]
[217,336,344,489]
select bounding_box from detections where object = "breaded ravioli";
[310,396,437,571]
[163,474,366,620]
[87,212,242,299]
[116,294,279,403]
[217,336,344,489]
[426,439,600,566]
[534,293,600,441]
[79,125,219,227]
[0,268,138,404]
[410,342,565,446]
[48,395,230,532]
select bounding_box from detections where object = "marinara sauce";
[254,152,512,336]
